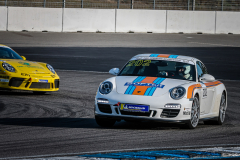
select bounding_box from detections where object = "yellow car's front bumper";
[0,73,59,92]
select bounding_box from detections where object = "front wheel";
[95,116,116,127]
[186,96,200,129]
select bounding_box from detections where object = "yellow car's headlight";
[46,64,55,74]
[2,63,15,72]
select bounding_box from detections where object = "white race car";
[95,54,227,129]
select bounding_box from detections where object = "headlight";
[46,64,55,74]
[99,81,113,94]
[2,63,15,72]
[170,87,186,100]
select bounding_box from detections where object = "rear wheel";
[204,92,226,125]
[187,96,200,129]
[95,116,116,127]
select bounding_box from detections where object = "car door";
[196,61,215,115]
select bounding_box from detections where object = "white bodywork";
[95,54,227,123]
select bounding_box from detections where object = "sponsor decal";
[136,56,194,65]
[21,73,29,76]
[18,62,32,66]
[39,79,48,83]
[183,111,190,115]
[125,77,165,96]
[17,62,43,69]
[0,79,9,82]
[0,76,9,79]
[124,82,164,88]
[120,103,149,112]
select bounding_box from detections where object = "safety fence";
[0,0,240,11]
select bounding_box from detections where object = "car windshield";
[0,47,23,60]
[118,59,196,81]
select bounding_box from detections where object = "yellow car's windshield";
[0,47,22,60]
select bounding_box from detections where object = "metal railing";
[0,0,240,11]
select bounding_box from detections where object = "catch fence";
[0,0,240,11]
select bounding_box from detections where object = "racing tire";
[204,92,227,125]
[33,91,47,95]
[95,116,116,127]
[186,96,200,129]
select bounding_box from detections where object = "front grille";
[160,109,180,118]
[9,78,24,87]
[120,110,151,117]
[98,104,112,113]
[29,82,50,89]
[55,79,60,88]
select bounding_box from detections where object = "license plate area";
[39,79,48,83]
[120,104,149,113]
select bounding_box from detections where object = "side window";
[201,63,208,74]
[196,61,208,78]
[196,62,203,78]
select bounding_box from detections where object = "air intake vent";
[9,78,24,87]
[55,79,60,88]
[98,104,112,113]
[120,110,151,117]
[161,109,180,118]
[30,82,50,89]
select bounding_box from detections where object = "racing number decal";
[134,60,143,66]
[126,60,151,67]
[142,60,151,66]
[126,60,135,67]
[203,88,207,98]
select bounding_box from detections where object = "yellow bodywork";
[0,45,60,92]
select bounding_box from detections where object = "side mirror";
[199,74,215,82]
[109,68,119,76]
[21,56,26,60]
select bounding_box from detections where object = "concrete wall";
[216,12,240,34]
[167,10,216,34]
[0,7,7,31]
[63,8,115,32]
[2,7,240,34]
[8,7,62,32]
[116,9,166,33]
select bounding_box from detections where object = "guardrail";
[0,0,240,11]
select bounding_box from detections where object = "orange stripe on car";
[187,84,202,99]
[132,77,157,95]
[205,81,222,88]
[157,54,170,58]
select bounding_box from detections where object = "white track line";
[188,42,237,47]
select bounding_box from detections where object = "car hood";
[115,76,193,97]
[2,59,50,74]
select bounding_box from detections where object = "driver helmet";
[183,65,191,75]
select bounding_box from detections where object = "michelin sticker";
[39,80,48,83]
[124,82,165,88]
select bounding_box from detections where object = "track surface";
[0,32,240,159]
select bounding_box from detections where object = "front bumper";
[95,91,193,123]
[0,74,60,92]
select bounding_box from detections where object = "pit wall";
[2,7,240,34]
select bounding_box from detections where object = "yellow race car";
[0,45,60,94]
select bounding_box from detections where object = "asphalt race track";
[0,32,240,159]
